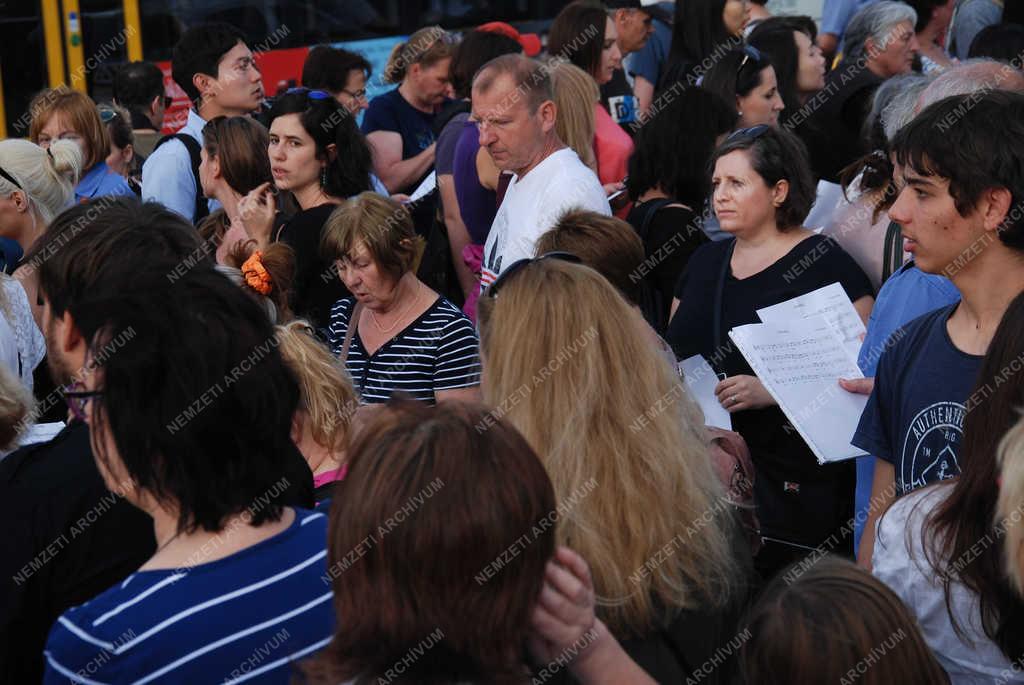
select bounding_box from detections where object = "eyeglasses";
[341,88,368,100]
[61,388,104,422]
[484,251,582,299]
[0,166,23,190]
[727,124,771,141]
[285,87,332,103]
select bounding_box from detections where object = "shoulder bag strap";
[711,240,738,355]
[881,220,903,285]
[339,302,363,364]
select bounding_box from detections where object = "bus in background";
[0,0,575,138]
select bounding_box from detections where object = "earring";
[320,166,327,188]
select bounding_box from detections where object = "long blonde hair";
[477,260,740,636]
[275,321,359,454]
[998,414,1024,595]
[549,60,599,172]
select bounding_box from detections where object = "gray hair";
[214,264,279,324]
[916,58,1024,111]
[875,74,931,141]
[843,1,918,67]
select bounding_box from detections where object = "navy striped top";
[43,509,334,684]
[327,296,481,405]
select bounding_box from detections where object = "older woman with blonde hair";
[477,256,751,684]
[550,60,599,173]
[276,320,358,502]
[323,192,480,405]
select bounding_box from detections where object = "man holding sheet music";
[667,125,874,578]
[850,91,1024,567]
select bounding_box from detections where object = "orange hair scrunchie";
[241,251,273,296]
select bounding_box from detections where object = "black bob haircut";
[891,90,1024,251]
[700,47,776,113]
[627,88,737,208]
[708,125,816,229]
[268,91,373,199]
[302,46,372,94]
[30,198,303,534]
[172,22,248,105]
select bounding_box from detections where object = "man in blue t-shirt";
[849,90,1024,566]
[625,1,673,117]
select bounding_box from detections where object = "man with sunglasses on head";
[0,197,314,682]
[142,23,265,224]
[473,54,611,290]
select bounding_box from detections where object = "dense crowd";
[2,0,1024,683]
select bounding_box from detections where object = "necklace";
[370,281,421,333]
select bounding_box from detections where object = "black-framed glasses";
[286,87,332,103]
[341,88,368,100]
[485,251,582,299]
[61,388,104,422]
[0,166,23,190]
[727,124,771,142]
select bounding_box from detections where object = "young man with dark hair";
[112,61,169,156]
[142,23,264,223]
[0,198,313,682]
[301,45,372,115]
[851,90,1024,565]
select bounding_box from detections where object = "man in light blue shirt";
[142,23,265,223]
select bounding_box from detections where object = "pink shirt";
[313,464,348,490]
[593,103,633,187]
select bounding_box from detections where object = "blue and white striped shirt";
[43,509,334,684]
[327,296,481,405]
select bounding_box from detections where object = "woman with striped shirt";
[323,192,481,405]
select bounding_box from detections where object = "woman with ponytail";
[0,138,81,389]
[239,89,376,332]
[197,116,273,264]
[361,26,455,195]
[218,238,295,325]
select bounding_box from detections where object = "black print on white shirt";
[900,401,965,493]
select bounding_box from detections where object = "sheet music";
[679,355,732,430]
[730,316,868,464]
[406,171,436,204]
[756,282,866,364]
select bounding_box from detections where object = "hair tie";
[241,251,273,295]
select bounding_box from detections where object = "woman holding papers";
[667,125,873,578]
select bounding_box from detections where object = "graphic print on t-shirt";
[899,400,965,494]
[608,94,638,125]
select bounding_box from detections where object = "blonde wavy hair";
[549,60,599,173]
[477,260,741,637]
[0,364,31,452]
[275,321,359,454]
[998,414,1024,595]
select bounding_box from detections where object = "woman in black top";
[625,88,736,334]
[241,88,375,332]
[667,126,874,578]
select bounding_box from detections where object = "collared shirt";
[74,162,134,203]
[821,0,879,37]
[141,109,210,221]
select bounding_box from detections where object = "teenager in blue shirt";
[142,23,265,223]
[850,90,1024,566]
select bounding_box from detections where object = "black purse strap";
[881,220,903,284]
[712,240,737,355]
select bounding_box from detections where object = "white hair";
[843,1,918,67]
[0,139,81,226]
[878,74,931,141]
[917,58,1024,112]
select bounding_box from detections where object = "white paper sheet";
[679,355,732,430]
[730,316,868,464]
[756,282,866,364]
[19,421,65,447]
[406,171,436,204]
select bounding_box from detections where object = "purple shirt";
[452,120,497,246]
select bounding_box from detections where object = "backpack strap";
[634,197,674,241]
[152,133,210,224]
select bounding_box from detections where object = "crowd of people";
[2,0,1024,682]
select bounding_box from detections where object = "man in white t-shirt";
[471,54,611,290]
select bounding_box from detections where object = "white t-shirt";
[481,148,610,289]
[873,485,1024,684]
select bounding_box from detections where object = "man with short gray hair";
[472,55,611,289]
